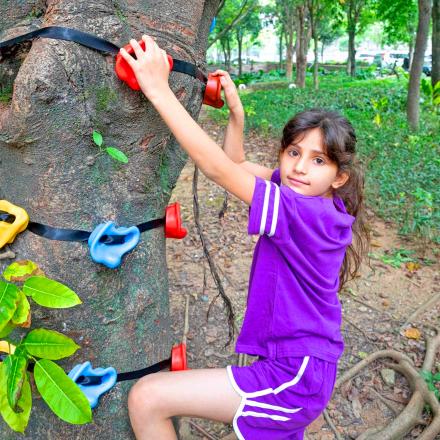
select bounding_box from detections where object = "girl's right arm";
[120,37,256,205]
[213,71,274,181]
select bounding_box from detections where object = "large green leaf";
[0,281,19,332]
[5,353,28,410]
[23,276,81,308]
[11,290,30,326]
[0,321,16,338]
[34,359,92,424]
[22,329,79,360]
[3,260,42,282]
[0,363,32,433]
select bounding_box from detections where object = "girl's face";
[279,128,348,198]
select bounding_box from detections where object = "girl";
[120,36,368,440]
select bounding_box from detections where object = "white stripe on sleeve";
[259,180,271,235]
[268,184,280,237]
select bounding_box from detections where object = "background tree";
[432,0,439,87]
[0,0,220,438]
[407,0,432,130]
[274,0,298,80]
[375,0,418,66]
[295,1,310,88]
[340,0,373,76]
[235,5,262,75]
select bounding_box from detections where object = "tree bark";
[0,0,219,438]
[432,0,440,87]
[295,4,308,89]
[407,0,432,130]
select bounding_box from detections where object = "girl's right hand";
[212,70,244,116]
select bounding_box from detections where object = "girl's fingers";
[119,48,135,67]
[130,38,145,60]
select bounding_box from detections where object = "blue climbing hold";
[88,221,140,269]
[209,17,216,33]
[68,361,117,409]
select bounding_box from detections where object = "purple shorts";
[227,356,336,440]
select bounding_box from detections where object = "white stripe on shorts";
[245,399,302,414]
[240,410,290,422]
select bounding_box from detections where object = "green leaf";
[0,321,16,338]
[105,147,128,163]
[0,363,32,433]
[34,359,92,424]
[5,354,28,411]
[432,372,440,382]
[0,281,19,332]
[23,276,82,308]
[3,260,40,282]
[22,329,79,360]
[12,290,30,326]
[92,130,103,147]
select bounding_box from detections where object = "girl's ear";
[331,171,349,190]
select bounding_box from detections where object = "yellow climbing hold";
[0,200,29,249]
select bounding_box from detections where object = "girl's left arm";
[119,36,255,205]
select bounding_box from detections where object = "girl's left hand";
[119,35,171,100]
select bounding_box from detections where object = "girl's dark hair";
[280,109,369,289]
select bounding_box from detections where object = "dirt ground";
[166,113,440,440]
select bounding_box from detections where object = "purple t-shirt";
[235,169,355,362]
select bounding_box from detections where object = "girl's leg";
[128,368,241,440]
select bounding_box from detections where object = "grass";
[208,73,439,242]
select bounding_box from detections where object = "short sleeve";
[271,168,281,185]
[248,177,290,240]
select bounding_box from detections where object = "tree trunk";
[237,31,243,76]
[407,0,432,130]
[432,0,440,87]
[313,35,319,90]
[347,28,356,76]
[295,4,308,88]
[0,0,219,439]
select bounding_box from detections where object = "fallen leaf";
[405,262,420,273]
[404,328,421,340]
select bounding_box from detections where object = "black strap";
[0,353,171,384]
[0,26,206,83]
[116,357,171,382]
[0,212,15,223]
[0,26,119,55]
[27,217,165,243]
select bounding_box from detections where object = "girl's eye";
[288,149,299,157]
[314,157,326,165]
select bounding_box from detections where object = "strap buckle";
[202,73,224,108]
[165,203,187,239]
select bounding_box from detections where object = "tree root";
[335,328,440,439]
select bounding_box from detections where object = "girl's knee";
[128,374,166,416]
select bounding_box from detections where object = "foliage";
[92,130,129,164]
[420,370,440,401]
[208,74,439,241]
[375,0,417,46]
[368,248,427,269]
[0,261,91,432]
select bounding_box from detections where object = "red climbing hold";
[115,39,174,90]
[165,202,187,239]
[170,343,187,371]
[203,73,224,108]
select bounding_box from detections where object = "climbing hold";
[202,73,224,108]
[115,39,174,90]
[0,200,29,249]
[170,342,187,371]
[68,361,117,409]
[165,203,187,239]
[88,222,140,269]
